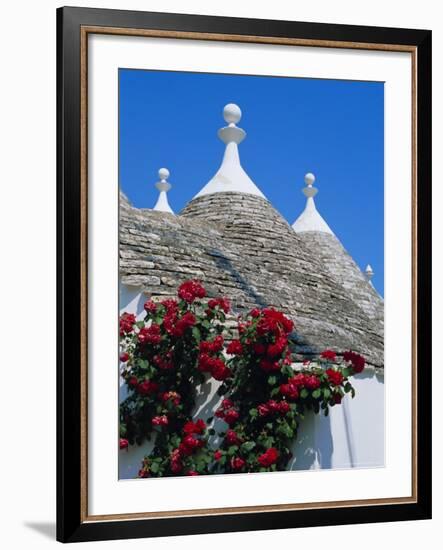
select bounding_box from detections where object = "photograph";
[118,69,385,480]
[54,6,431,542]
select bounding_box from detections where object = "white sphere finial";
[364,264,374,283]
[302,172,318,198]
[153,167,174,214]
[158,167,170,181]
[304,173,316,186]
[223,103,242,125]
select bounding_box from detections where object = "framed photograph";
[57,6,432,543]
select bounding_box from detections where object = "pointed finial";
[153,167,174,214]
[364,264,374,282]
[302,172,318,198]
[292,172,334,234]
[191,103,266,199]
[218,103,246,145]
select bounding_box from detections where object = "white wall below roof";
[119,285,384,479]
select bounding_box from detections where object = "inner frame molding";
[79,25,417,524]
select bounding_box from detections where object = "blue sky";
[119,69,384,295]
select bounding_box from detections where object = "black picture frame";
[57,6,432,543]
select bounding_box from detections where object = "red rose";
[179,434,204,456]
[162,391,181,406]
[138,468,150,478]
[178,280,206,303]
[258,403,270,417]
[305,375,321,390]
[230,456,246,471]
[183,419,206,435]
[119,312,136,336]
[326,368,344,386]
[343,351,366,373]
[183,421,196,434]
[225,430,242,446]
[250,308,261,318]
[280,383,299,400]
[170,449,182,473]
[221,399,233,409]
[161,299,178,313]
[267,400,280,414]
[267,336,288,358]
[223,409,240,426]
[200,335,224,354]
[320,349,337,361]
[153,353,174,370]
[178,441,193,457]
[187,470,200,476]
[290,373,307,387]
[120,352,129,363]
[333,393,342,405]
[208,297,231,313]
[119,438,129,450]
[214,450,222,461]
[152,415,169,427]
[144,300,157,313]
[173,312,196,336]
[258,447,279,467]
[137,380,158,395]
[128,376,138,388]
[138,324,162,345]
[278,401,291,414]
[257,309,294,337]
[227,339,243,355]
[215,400,237,422]
[211,360,232,381]
[259,358,280,372]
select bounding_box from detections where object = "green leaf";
[249,408,258,418]
[300,388,309,399]
[241,441,256,453]
[192,327,201,342]
[344,382,352,393]
[227,445,239,456]
[323,388,331,399]
[312,389,321,399]
[150,462,160,473]
[135,320,145,329]
[208,428,216,436]
[268,375,277,385]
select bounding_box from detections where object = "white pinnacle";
[193,103,266,199]
[292,173,334,235]
[364,264,374,282]
[153,168,174,214]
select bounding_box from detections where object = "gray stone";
[120,191,384,367]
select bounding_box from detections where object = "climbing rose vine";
[119,280,366,478]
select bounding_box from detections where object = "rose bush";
[119,280,366,478]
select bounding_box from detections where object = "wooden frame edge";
[70,19,426,535]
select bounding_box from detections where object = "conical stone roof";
[120,192,383,366]
[119,105,384,367]
[292,174,384,327]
